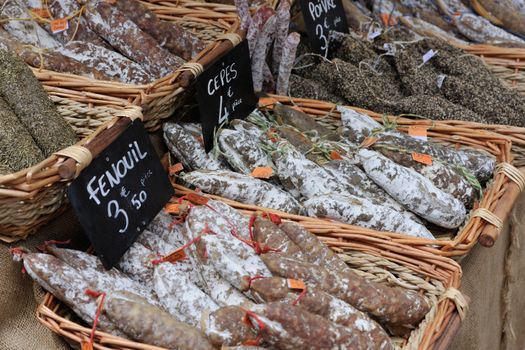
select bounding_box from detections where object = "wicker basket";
[173,95,524,258]
[36,218,466,350]
[0,95,143,243]
[31,0,239,132]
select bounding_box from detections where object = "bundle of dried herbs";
[292,30,525,127]
[0,50,78,157]
[0,96,44,174]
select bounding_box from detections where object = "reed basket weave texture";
[36,219,466,350]
[174,95,523,258]
[0,96,143,243]
[32,0,239,132]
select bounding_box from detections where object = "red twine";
[151,235,202,265]
[292,286,308,306]
[84,289,106,348]
[151,224,218,265]
[242,309,265,346]
[244,275,266,290]
[37,239,71,252]
[262,212,282,225]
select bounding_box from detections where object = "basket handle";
[178,30,245,88]
[478,164,524,247]
[57,107,143,180]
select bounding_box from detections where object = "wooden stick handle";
[178,30,246,88]
[479,167,525,247]
[433,312,462,350]
[58,118,131,180]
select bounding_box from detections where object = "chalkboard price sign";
[196,40,257,152]
[68,120,174,269]
[300,0,349,56]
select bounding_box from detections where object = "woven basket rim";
[34,220,463,350]
[28,0,238,90]
[174,94,521,258]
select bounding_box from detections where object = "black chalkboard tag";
[300,0,349,56]
[196,40,257,152]
[67,120,174,269]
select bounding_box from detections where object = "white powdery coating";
[162,223,187,248]
[154,263,219,327]
[415,159,475,206]
[457,13,525,45]
[304,194,434,239]
[182,170,303,214]
[201,235,252,290]
[219,129,272,174]
[207,199,252,240]
[338,106,381,143]
[276,32,300,95]
[1,0,61,49]
[272,0,291,74]
[184,214,253,307]
[186,205,271,278]
[244,307,303,348]
[273,144,350,199]
[379,130,495,182]
[205,232,272,293]
[163,123,226,171]
[137,229,176,255]
[23,254,120,334]
[234,0,251,30]
[252,15,276,91]
[61,41,151,84]
[322,159,422,224]
[231,119,264,139]
[50,247,158,305]
[358,149,466,229]
[324,294,389,349]
[117,242,157,288]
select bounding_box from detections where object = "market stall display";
[2,0,525,349]
[167,95,523,257]
[345,0,525,105]
[0,0,239,130]
[25,198,465,349]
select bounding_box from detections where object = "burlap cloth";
[451,192,525,350]
[0,193,523,350]
[0,209,84,350]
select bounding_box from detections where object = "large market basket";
[30,0,240,132]
[173,95,524,258]
[36,213,466,350]
[0,94,143,243]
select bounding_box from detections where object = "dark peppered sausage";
[203,306,259,347]
[105,291,214,350]
[250,277,393,349]
[261,254,430,328]
[251,302,385,350]
[84,0,184,78]
[113,0,205,60]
